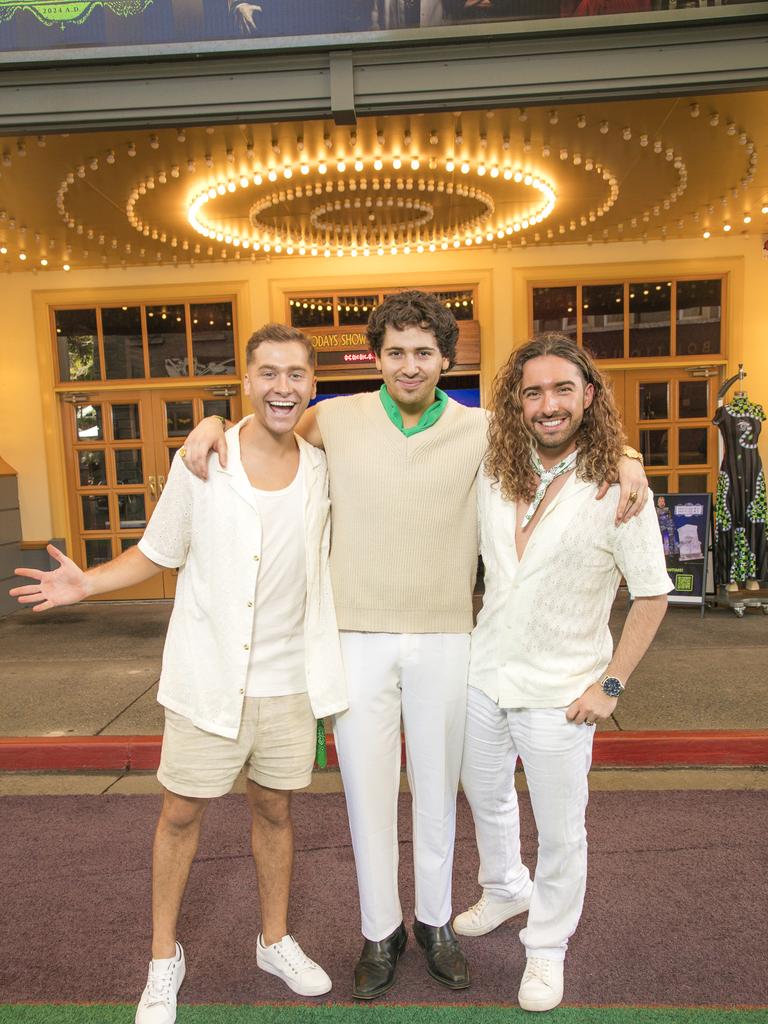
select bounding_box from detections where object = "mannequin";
[713,369,767,591]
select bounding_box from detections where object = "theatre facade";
[1,1,767,609]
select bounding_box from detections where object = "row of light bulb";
[184,167,557,254]
[0,246,71,269]
[702,212,763,238]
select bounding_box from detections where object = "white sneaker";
[135,942,186,1024]
[257,934,332,996]
[453,890,532,937]
[518,956,564,1012]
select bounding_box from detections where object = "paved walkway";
[1,597,767,794]
[1,598,767,739]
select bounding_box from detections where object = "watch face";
[602,676,623,697]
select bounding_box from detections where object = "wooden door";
[622,367,721,495]
[61,387,241,599]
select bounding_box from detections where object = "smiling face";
[243,340,316,436]
[520,354,594,462]
[374,324,450,417]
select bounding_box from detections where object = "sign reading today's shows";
[654,492,712,606]
[310,331,376,372]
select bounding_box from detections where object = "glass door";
[623,368,721,495]
[61,386,241,599]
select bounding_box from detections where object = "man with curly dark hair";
[181,298,649,1001]
[454,334,671,1012]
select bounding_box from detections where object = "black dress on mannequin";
[713,392,767,586]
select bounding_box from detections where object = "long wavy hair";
[486,333,626,502]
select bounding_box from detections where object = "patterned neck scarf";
[521,449,578,528]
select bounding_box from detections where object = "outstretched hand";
[182,416,228,480]
[234,2,262,33]
[10,544,91,612]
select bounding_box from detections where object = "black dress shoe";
[413,919,470,989]
[352,922,408,1000]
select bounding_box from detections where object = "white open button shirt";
[139,417,348,739]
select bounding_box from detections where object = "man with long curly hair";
[454,333,671,1012]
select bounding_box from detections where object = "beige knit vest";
[315,392,488,633]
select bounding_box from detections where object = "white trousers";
[333,631,470,941]
[460,685,594,961]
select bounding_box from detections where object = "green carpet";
[0,1006,765,1023]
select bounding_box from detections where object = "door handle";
[149,475,157,500]
[158,475,166,494]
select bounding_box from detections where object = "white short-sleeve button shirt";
[470,470,672,710]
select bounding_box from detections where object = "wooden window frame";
[50,295,241,388]
[528,273,727,366]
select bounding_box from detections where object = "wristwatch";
[621,445,644,464]
[600,676,625,698]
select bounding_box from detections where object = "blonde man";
[12,324,347,1024]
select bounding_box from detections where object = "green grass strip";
[1,1006,766,1024]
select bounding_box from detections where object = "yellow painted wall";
[1,233,766,544]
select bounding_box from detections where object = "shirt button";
[253,554,260,561]
[243,643,250,651]
[239,688,244,695]
[247,601,253,608]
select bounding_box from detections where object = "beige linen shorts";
[157,692,316,798]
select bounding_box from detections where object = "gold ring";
[628,491,638,504]
[178,446,187,459]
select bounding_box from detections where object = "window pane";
[338,295,378,327]
[532,286,576,339]
[166,401,194,437]
[78,450,107,487]
[582,284,624,360]
[102,306,144,379]
[114,449,144,486]
[148,304,188,377]
[203,399,232,420]
[85,538,112,567]
[638,382,669,421]
[120,538,140,552]
[166,446,183,470]
[676,280,721,356]
[112,404,141,440]
[629,282,671,358]
[55,308,100,382]
[118,493,147,529]
[75,404,103,440]
[679,380,709,419]
[679,473,709,493]
[639,429,669,467]
[190,302,236,376]
[679,427,708,465]
[434,290,475,322]
[648,475,669,493]
[82,495,110,530]
[289,296,334,328]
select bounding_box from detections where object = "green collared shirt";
[379,384,449,437]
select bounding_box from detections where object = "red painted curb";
[0,730,767,772]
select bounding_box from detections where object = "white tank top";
[245,458,307,697]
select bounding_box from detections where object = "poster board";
[653,492,712,608]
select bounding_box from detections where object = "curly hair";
[486,333,626,502]
[367,290,458,368]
